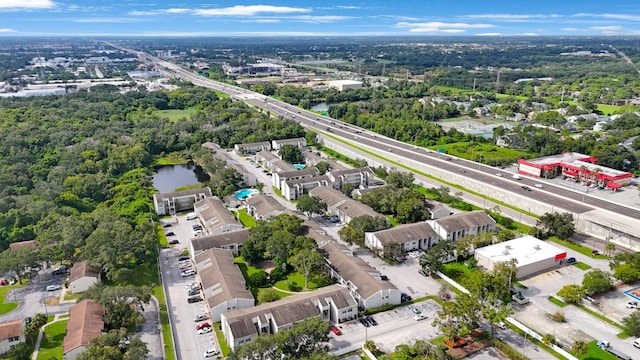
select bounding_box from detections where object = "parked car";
[414,313,428,321]
[366,316,378,326]
[496,321,507,330]
[162,222,172,228]
[186,212,197,220]
[165,231,175,236]
[328,216,340,223]
[169,239,180,245]
[331,326,342,336]
[182,269,196,277]
[634,338,640,348]
[188,288,200,296]
[52,265,68,276]
[203,348,219,358]
[566,257,577,264]
[194,314,208,322]
[197,327,213,334]
[196,322,211,330]
[418,269,428,277]
[627,301,638,309]
[46,284,61,291]
[358,318,370,327]
[178,256,190,262]
[188,295,203,304]
[401,293,412,302]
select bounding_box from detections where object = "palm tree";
[542,333,556,346]
[605,243,616,257]
[572,340,588,357]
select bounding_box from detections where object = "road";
[117,46,640,224]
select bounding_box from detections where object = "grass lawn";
[274,272,319,292]
[236,209,257,227]
[442,262,477,284]
[547,296,568,307]
[154,152,189,166]
[385,215,399,226]
[426,141,531,163]
[574,262,592,270]
[213,323,231,357]
[257,287,292,302]
[156,109,198,121]
[578,340,619,359]
[37,320,68,360]
[63,293,82,301]
[0,283,23,315]
[548,237,608,260]
[234,257,266,277]
[596,104,622,115]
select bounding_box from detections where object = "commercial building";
[327,80,363,91]
[220,285,357,352]
[517,152,633,190]
[195,249,255,323]
[474,236,567,279]
[153,187,212,216]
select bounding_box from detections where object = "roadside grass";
[156,109,198,121]
[63,293,82,301]
[426,141,531,163]
[547,296,568,307]
[154,153,189,166]
[235,209,257,227]
[213,323,231,357]
[0,283,23,315]
[574,262,592,270]
[156,225,169,247]
[37,320,68,360]
[548,237,608,260]
[580,340,618,359]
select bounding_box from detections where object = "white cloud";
[561,27,586,32]
[466,13,561,21]
[476,32,502,36]
[240,19,281,23]
[73,17,138,23]
[573,13,640,21]
[396,21,494,34]
[0,0,54,9]
[129,8,189,16]
[591,26,622,32]
[0,28,17,32]
[193,5,310,17]
[288,15,352,23]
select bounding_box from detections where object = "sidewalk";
[31,313,68,360]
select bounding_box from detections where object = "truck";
[511,174,521,180]
[597,340,633,360]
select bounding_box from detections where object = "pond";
[152,163,210,193]
[310,102,338,112]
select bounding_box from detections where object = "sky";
[1,0,640,37]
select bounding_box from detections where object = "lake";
[310,102,338,112]
[152,163,210,193]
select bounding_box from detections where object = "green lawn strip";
[574,262,591,270]
[617,330,631,339]
[234,257,266,277]
[274,272,319,291]
[426,141,531,163]
[547,237,609,260]
[213,323,231,356]
[0,283,23,315]
[156,225,169,247]
[271,186,283,198]
[547,296,568,307]
[320,132,538,219]
[153,284,177,360]
[235,209,257,227]
[574,303,625,331]
[63,293,82,301]
[37,320,68,360]
[580,340,619,359]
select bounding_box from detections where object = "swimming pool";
[293,164,306,170]
[233,188,259,199]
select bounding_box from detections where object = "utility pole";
[472,78,476,93]
[560,85,566,103]
[495,69,501,91]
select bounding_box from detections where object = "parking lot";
[160,215,221,359]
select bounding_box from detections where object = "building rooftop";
[368,222,438,245]
[9,240,37,250]
[153,187,212,202]
[0,319,23,341]
[190,229,250,253]
[285,174,329,186]
[256,150,278,162]
[68,261,101,283]
[63,300,105,354]
[271,160,296,173]
[520,152,593,167]
[474,236,565,268]
[194,197,241,231]
[276,167,320,179]
[235,141,271,149]
[433,211,495,233]
[309,186,348,207]
[246,194,286,217]
[195,249,254,309]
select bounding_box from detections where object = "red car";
[196,322,211,330]
[331,326,342,336]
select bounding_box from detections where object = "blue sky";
[1,0,640,37]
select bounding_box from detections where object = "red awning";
[606,182,622,189]
[555,252,567,261]
[564,170,578,176]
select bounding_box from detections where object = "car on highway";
[521,186,532,191]
[197,327,213,335]
[495,173,503,177]
[46,284,61,291]
[331,326,342,336]
[203,348,220,358]
[196,322,211,330]
[534,183,544,188]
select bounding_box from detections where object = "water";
[293,164,306,170]
[152,163,209,193]
[233,189,259,199]
[310,102,338,112]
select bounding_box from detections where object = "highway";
[126,47,640,221]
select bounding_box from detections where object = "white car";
[414,313,428,321]
[534,183,544,188]
[627,301,638,309]
[46,284,61,291]
[182,269,196,277]
[194,314,208,322]
[496,321,507,330]
[203,348,219,358]
[198,327,213,335]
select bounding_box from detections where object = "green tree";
[385,171,415,189]
[305,130,318,147]
[536,212,575,239]
[80,284,151,330]
[340,182,356,197]
[613,263,640,283]
[296,195,327,219]
[542,333,557,346]
[622,311,640,337]
[24,313,48,343]
[338,225,364,246]
[419,240,455,275]
[0,247,42,283]
[395,196,429,224]
[278,144,304,164]
[290,249,325,289]
[571,340,588,356]
[76,328,148,360]
[581,269,613,295]
[557,284,585,304]
[257,288,281,303]
[315,161,330,175]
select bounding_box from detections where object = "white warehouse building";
[474,236,567,279]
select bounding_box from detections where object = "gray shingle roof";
[246,194,286,217]
[369,222,437,246]
[190,229,250,253]
[194,197,241,231]
[195,249,254,309]
[153,187,212,202]
[434,210,495,232]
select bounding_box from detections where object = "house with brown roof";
[153,187,212,216]
[0,319,25,355]
[427,210,496,242]
[270,160,296,174]
[190,229,250,258]
[365,222,439,255]
[194,197,243,235]
[63,299,105,360]
[195,249,255,323]
[68,261,101,293]
[220,284,357,352]
[245,194,286,221]
[255,150,279,168]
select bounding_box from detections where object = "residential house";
[153,187,212,216]
[272,167,319,190]
[245,194,286,220]
[195,249,255,323]
[303,151,324,166]
[194,197,243,235]
[428,204,453,220]
[228,163,257,187]
[190,229,250,257]
[281,175,330,201]
[326,167,374,191]
[220,284,357,352]
[270,160,296,174]
[427,211,496,242]
[271,137,306,150]
[0,320,25,356]
[365,222,439,255]
[233,141,272,155]
[309,186,386,225]
[255,151,279,168]
[69,262,101,293]
[496,133,522,149]
[63,300,105,360]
